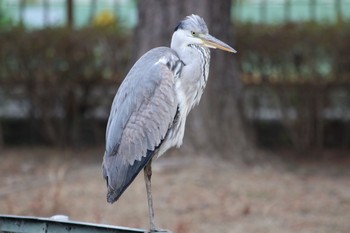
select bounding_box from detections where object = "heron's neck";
[173,45,211,115]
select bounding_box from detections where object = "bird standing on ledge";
[102,14,236,232]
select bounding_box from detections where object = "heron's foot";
[148,227,172,233]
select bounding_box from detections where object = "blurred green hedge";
[0,27,131,146]
[235,22,350,149]
[0,23,349,148]
[235,22,350,84]
[0,27,130,84]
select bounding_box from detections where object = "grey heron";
[102,14,236,232]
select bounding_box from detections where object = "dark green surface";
[0,215,145,233]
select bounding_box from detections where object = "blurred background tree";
[134,0,250,159]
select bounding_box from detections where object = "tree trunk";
[89,0,97,23]
[0,119,3,150]
[19,0,26,26]
[43,0,49,27]
[134,0,253,159]
[66,0,74,28]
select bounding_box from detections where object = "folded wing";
[102,47,181,203]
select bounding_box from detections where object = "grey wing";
[102,47,181,203]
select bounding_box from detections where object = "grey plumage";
[103,47,182,202]
[102,14,236,231]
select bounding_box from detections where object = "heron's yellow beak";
[200,34,237,53]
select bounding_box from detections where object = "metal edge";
[0,214,146,233]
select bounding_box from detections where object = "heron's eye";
[191,31,196,36]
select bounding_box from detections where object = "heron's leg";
[144,160,158,232]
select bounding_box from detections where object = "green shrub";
[235,22,350,149]
[235,22,350,83]
[1,22,350,148]
[0,27,131,146]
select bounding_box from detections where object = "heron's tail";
[103,150,155,204]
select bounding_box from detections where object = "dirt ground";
[0,147,350,233]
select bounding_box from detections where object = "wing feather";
[102,47,182,203]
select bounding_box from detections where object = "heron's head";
[171,14,237,53]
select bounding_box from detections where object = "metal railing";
[0,215,146,233]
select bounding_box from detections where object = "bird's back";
[103,47,184,203]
